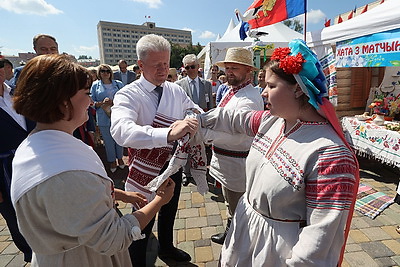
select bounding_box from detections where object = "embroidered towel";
[145,110,208,195]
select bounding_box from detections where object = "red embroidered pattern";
[127,113,175,186]
[306,146,357,210]
[249,110,266,136]
[218,80,251,107]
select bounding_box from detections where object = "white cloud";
[306,9,326,24]
[0,0,62,15]
[182,27,195,33]
[73,45,99,58]
[0,47,26,57]
[199,30,216,39]
[129,0,162,9]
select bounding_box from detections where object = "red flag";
[361,4,368,14]
[380,0,384,4]
[347,11,353,20]
[324,19,331,27]
[338,15,343,24]
[246,0,306,29]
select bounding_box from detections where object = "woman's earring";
[294,86,304,98]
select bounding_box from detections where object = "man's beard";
[227,76,245,87]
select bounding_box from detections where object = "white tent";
[200,22,303,78]
[306,0,400,58]
[221,18,237,39]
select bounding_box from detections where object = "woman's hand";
[123,191,148,209]
[114,189,147,209]
[102,97,113,106]
[155,178,175,205]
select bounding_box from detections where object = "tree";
[170,42,203,69]
[78,55,92,60]
[283,19,303,34]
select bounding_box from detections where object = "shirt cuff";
[151,127,172,147]
[123,214,146,241]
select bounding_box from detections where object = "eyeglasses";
[0,61,4,69]
[184,65,196,70]
[100,69,111,73]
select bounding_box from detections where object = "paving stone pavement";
[0,156,399,267]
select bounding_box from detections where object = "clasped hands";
[116,178,175,208]
[167,117,199,143]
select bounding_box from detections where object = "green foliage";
[283,19,303,34]
[170,42,203,69]
[78,55,92,60]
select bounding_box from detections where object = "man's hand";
[167,118,198,142]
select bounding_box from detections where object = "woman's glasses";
[100,69,111,73]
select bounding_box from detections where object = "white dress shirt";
[0,82,26,130]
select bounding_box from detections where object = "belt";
[251,202,307,228]
[263,214,307,228]
[212,145,249,158]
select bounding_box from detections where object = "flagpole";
[303,0,307,41]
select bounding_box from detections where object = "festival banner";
[336,28,400,67]
[319,49,338,106]
[247,0,306,29]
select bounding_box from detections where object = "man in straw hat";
[207,47,264,244]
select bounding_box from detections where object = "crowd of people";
[6,31,400,267]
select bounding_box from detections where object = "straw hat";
[169,68,177,76]
[216,47,255,70]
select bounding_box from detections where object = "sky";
[0,0,376,59]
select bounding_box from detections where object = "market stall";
[199,21,302,78]
[342,116,400,167]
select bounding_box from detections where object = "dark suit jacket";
[0,108,35,197]
[0,109,35,153]
[175,77,213,111]
[113,70,136,86]
[12,66,24,88]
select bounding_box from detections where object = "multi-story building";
[1,52,36,68]
[97,20,192,65]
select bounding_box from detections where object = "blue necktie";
[191,80,198,103]
[155,86,163,105]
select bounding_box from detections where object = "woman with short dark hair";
[11,54,175,267]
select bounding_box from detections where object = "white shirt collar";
[139,75,165,92]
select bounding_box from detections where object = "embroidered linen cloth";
[145,110,208,195]
[341,116,400,167]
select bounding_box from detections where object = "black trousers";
[129,167,182,267]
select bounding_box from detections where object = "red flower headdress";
[270,47,306,74]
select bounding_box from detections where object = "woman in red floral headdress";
[199,40,359,267]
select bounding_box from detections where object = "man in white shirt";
[206,47,264,244]
[111,34,200,266]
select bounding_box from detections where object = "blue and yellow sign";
[336,28,400,67]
